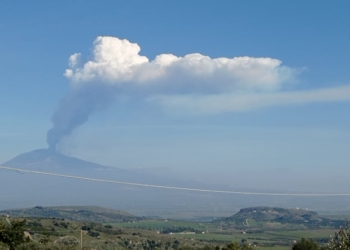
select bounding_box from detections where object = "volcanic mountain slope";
[1,148,239,215]
[1,149,167,210]
[3,150,345,219]
[2,148,114,173]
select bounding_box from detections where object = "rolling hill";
[0,206,142,223]
[216,207,342,229]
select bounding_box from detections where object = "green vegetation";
[0,219,30,250]
[0,206,349,250]
[112,219,206,233]
[0,216,215,250]
[292,238,320,250]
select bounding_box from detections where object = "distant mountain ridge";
[0,206,142,223]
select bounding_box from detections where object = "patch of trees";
[161,226,197,234]
[292,223,350,250]
[82,222,123,236]
[0,219,30,250]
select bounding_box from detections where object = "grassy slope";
[0,217,214,250]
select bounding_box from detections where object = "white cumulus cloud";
[63,36,350,114]
[64,36,296,92]
[68,53,81,68]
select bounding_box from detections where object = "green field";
[111,219,337,247]
[111,219,206,231]
[265,229,335,239]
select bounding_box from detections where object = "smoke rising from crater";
[46,85,115,150]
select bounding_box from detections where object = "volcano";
[1,149,340,217]
[0,148,238,214]
[3,148,110,173]
[0,148,174,211]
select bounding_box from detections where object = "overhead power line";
[0,165,349,196]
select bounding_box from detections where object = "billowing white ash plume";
[46,36,312,149]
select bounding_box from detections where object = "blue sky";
[1,1,350,192]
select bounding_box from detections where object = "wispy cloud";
[148,85,350,114]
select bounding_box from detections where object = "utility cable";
[0,165,349,196]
